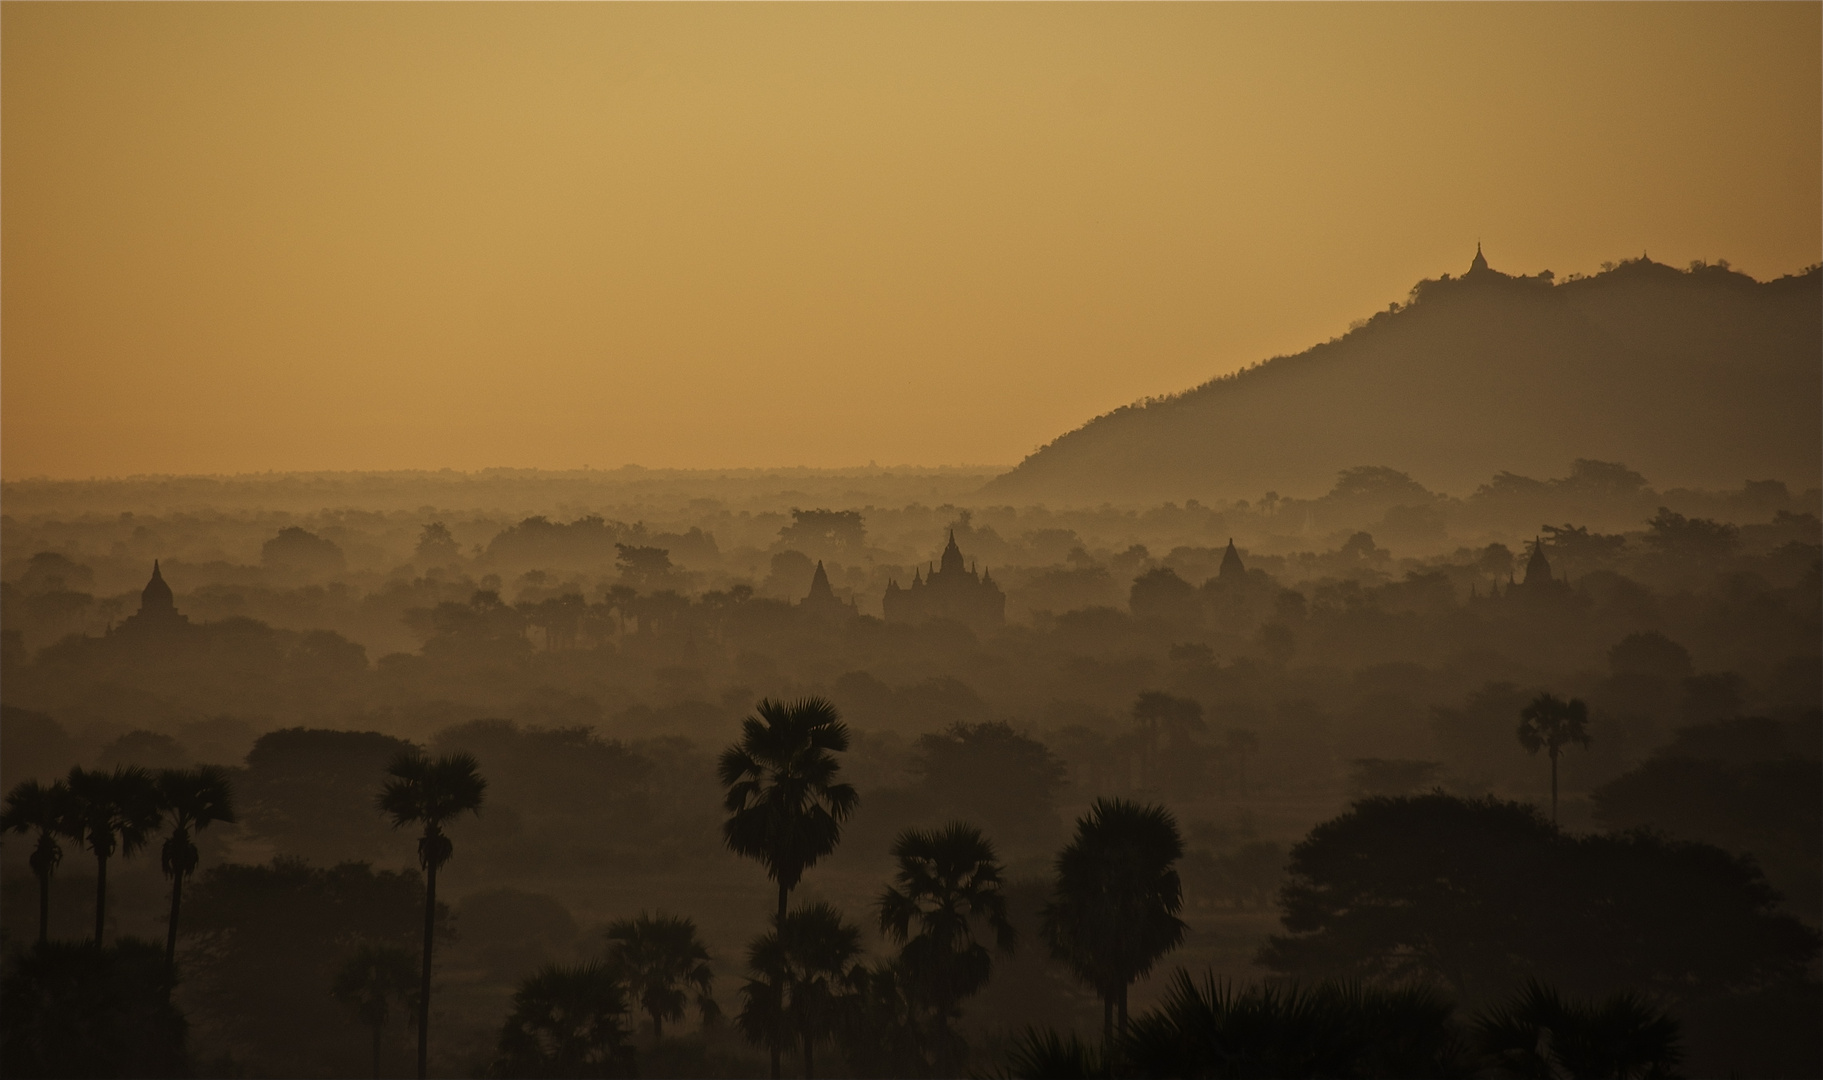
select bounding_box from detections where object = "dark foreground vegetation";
[2,464,1818,1077]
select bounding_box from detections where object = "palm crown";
[158,765,237,880]
[3,778,83,944]
[378,750,487,870]
[878,823,1016,1010]
[1517,694,1592,757]
[377,749,485,1079]
[67,765,163,944]
[739,902,863,1080]
[1043,798,1187,1054]
[157,765,237,967]
[603,911,720,1039]
[718,697,858,919]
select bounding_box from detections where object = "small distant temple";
[117,561,190,634]
[883,532,1005,630]
[799,560,858,620]
[1476,538,1570,602]
[1217,539,1246,583]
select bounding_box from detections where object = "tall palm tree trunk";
[36,864,52,945]
[1101,993,1114,1063]
[94,851,109,944]
[772,882,789,1080]
[1117,983,1130,1062]
[1549,749,1560,824]
[418,858,437,1080]
[165,870,185,968]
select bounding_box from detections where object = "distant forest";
[2,459,1817,1076]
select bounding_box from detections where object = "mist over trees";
[3,252,1821,1080]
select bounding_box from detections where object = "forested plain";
[2,460,1818,1078]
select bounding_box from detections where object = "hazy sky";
[4,3,1818,480]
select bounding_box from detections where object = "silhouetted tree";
[877,823,1016,1074]
[155,765,235,968]
[911,721,1066,848]
[719,697,859,926]
[1,778,81,944]
[1259,794,1820,1001]
[1120,972,1467,1079]
[836,960,937,1078]
[1042,798,1187,1061]
[67,765,163,944]
[493,961,635,1079]
[332,943,419,1080]
[1517,694,1592,822]
[183,858,441,1073]
[0,938,188,1078]
[602,911,720,1040]
[377,750,486,1080]
[738,903,863,1080]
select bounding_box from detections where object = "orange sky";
[4,3,1818,480]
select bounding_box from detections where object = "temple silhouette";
[799,560,858,620]
[883,532,1005,631]
[117,560,190,634]
[1474,538,1572,603]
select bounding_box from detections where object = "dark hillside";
[984,256,1822,506]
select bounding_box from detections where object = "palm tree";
[66,765,163,944]
[877,822,1016,1074]
[2,779,83,944]
[1041,798,1187,1063]
[1477,980,1681,1080]
[493,960,636,1079]
[718,697,859,925]
[737,902,863,1080]
[155,765,236,968]
[1517,693,1593,823]
[602,911,721,1040]
[333,943,420,1079]
[377,749,486,1080]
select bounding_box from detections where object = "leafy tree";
[240,727,418,864]
[718,697,859,924]
[414,521,462,564]
[493,961,636,1079]
[1259,794,1821,1002]
[1042,798,1187,1059]
[182,858,442,1075]
[378,750,486,1080]
[66,765,163,944]
[877,823,1016,1073]
[332,943,419,1080]
[1643,507,1739,562]
[738,903,863,1080]
[1476,980,1680,1080]
[1517,694,1592,822]
[0,938,188,1079]
[1,778,81,944]
[155,765,236,968]
[602,911,720,1039]
[912,722,1066,848]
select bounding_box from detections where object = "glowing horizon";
[4,3,1818,480]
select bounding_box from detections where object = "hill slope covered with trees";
[985,256,1821,506]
